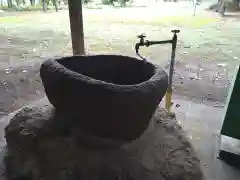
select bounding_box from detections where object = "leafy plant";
[83,0,92,4]
[101,0,116,5]
[101,0,130,6]
[118,0,129,6]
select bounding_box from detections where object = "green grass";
[0,8,238,65]
[0,16,28,23]
[0,6,217,28]
[0,4,44,11]
[86,13,217,28]
[0,5,57,23]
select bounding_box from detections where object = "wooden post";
[68,0,85,55]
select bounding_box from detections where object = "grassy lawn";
[0,6,229,62]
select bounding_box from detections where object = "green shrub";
[83,0,92,4]
[101,0,116,5]
[101,0,130,6]
[0,4,48,12]
[1,5,23,11]
[118,0,129,6]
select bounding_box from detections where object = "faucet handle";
[171,29,180,34]
[137,34,146,39]
[137,34,146,44]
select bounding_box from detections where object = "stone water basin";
[40,55,168,141]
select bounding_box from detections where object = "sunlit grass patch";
[86,13,217,28]
[0,16,28,23]
[0,12,41,23]
[152,15,216,27]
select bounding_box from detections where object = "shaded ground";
[0,1,239,117]
[165,97,240,180]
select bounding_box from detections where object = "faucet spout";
[135,43,140,54]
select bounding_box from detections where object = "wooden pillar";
[68,0,85,55]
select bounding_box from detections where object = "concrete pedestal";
[2,97,204,180]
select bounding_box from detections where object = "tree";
[83,0,91,3]
[101,0,130,6]
[15,0,20,6]
[42,0,47,11]
[30,0,35,6]
[42,0,58,12]
[101,0,116,5]
[51,0,58,11]
[209,0,240,13]
[119,0,129,6]
[7,0,13,7]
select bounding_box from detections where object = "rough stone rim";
[42,55,166,91]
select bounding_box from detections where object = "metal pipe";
[169,33,177,87]
[135,30,180,113]
[165,32,178,112]
[146,40,172,46]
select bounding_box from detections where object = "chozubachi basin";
[40,55,168,141]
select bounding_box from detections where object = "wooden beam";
[68,0,85,55]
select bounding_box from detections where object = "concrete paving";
[169,96,240,180]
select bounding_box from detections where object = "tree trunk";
[16,0,20,6]
[52,0,58,11]
[42,0,47,11]
[7,0,13,7]
[233,0,240,9]
[209,0,239,12]
[30,0,35,6]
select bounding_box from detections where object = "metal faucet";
[135,29,180,60]
[135,29,180,113]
